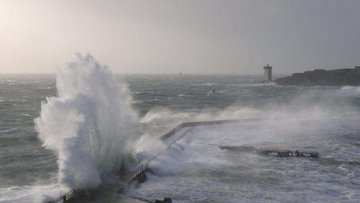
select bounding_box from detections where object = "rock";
[154,197,172,203]
[275,66,360,86]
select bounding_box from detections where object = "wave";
[0,184,63,203]
[135,98,360,168]
[338,86,360,96]
[0,128,18,134]
[130,102,360,202]
[224,82,275,87]
[34,54,138,190]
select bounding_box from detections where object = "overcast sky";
[0,0,359,74]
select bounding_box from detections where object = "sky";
[0,0,359,75]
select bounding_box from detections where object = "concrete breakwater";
[49,119,243,203]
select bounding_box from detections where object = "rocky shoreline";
[275,66,360,86]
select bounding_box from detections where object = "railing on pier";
[117,163,148,192]
[160,119,240,141]
[50,119,243,202]
[47,189,77,203]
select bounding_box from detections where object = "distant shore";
[275,66,360,86]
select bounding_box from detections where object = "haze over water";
[0,55,360,202]
[1,0,360,202]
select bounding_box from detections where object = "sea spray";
[35,54,138,189]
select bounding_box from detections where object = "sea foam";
[35,54,138,189]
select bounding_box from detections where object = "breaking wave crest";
[35,54,138,189]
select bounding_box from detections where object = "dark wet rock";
[154,197,172,203]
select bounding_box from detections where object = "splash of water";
[35,54,138,189]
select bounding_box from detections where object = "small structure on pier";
[263,64,273,82]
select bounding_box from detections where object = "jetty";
[219,145,319,158]
[48,189,78,203]
[49,118,319,202]
[48,119,241,203]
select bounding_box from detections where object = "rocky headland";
[275,66,360,86]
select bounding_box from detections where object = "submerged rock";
[275,66,360,86]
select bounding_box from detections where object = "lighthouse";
[263,64,273,82]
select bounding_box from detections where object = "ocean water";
[1,59,360,202]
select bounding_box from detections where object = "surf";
[35,53,138,192]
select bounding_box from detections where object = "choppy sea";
[1,68,360,202]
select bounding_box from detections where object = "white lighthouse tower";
[263,64,273,82]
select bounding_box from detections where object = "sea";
[0,55,360,203]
